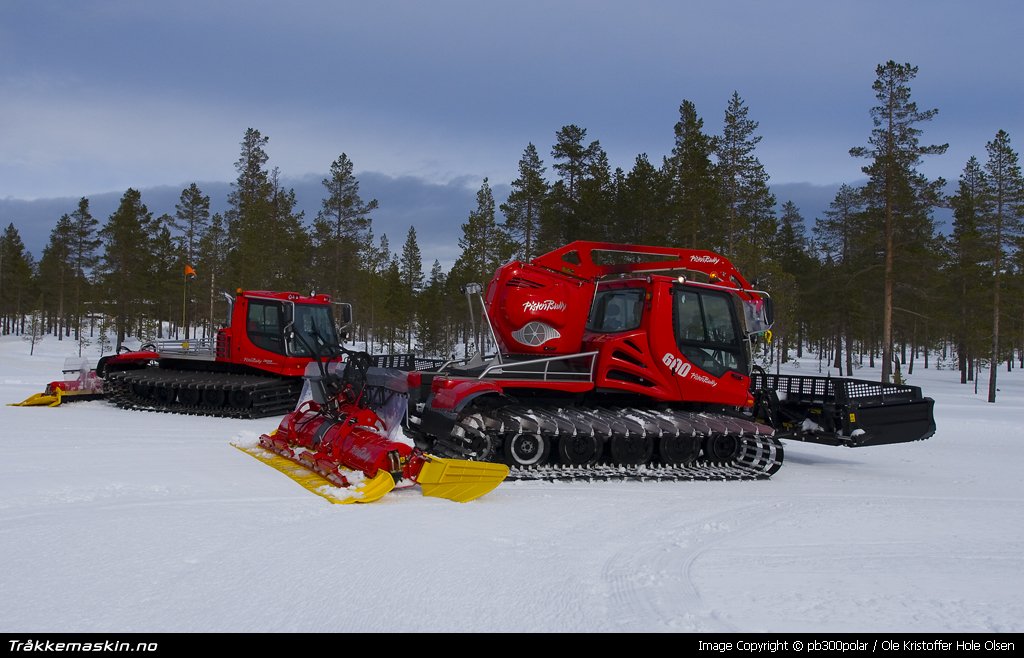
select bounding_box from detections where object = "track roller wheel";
[178,387,200,406]
[154,386,176,405]
[558,433,601,465]
[608,433,653,466]
[703,433,741,462]
[658,434,701,465]
[503,433,550,467]
[201,388,226,407]
[131,382,152,400]
[460,428,501,462]
[228,389,252,410]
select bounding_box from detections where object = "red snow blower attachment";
[235,325,507,503]
[9,358,105,407]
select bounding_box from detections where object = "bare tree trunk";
[924,324,929,369]
[908,324,916,375]
[881,204,894,383]
[990,267,1001,403]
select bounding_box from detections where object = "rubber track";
[104,368,301,419]
[435,405,784,481]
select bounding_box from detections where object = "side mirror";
[334,303,353,342]
[336,303,353,327]
[763,296,774,327]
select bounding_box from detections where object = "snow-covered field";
[2,336,1022,633]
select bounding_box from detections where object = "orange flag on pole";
[184,265,197,279]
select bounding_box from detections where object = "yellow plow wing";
[416,455,509,503]
[232,443,395,504]
[9,388,62,407]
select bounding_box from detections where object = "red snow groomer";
[238,334,508,503]
[12,290,355,417]
[400,241,937,482]
[97,290,349,418]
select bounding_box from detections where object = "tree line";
[1,61,1021,401]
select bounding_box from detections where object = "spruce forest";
[1,62,1022,401]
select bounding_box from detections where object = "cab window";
[672,287,745,377]
[587,288,644,332]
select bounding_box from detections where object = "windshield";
[288,303,340,356]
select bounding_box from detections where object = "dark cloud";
[2,1,1021,200]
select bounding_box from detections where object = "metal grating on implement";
[751,371,925,405]
[370,353,448,371]
[836,379,923,404]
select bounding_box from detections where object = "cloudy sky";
[2,1,1021,261]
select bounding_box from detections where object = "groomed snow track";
[429,405,784,481]
[104,368,301,419]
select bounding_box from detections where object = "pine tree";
[226,128,273,289]
[417,259,453,358]
[551,125,594,204]
[452,178,514,354]
[665,99,719,247]
[850,61,948,382]
[500,143,548,261]
[196,213,229,337]
[380,256,404,353]
[578,145,614,241]
[0,224,35,335]
[399,226,424,350]
[147,213,180,339]
[68,197,99,346]
[454,178,514,285]
[947,157,990,383]
[173,183,210,268]
[980,130,1024,402]
[172,185,210,339]
[99,189,153,350]
[361,232,391,353]
[714,92,776,275]
[615,154,665,244]
[814,185,869,373]
[540,125,604,250]
[769,201,815,365]
[266,168,311,291]
[37,214,74,338]
[312,153,378,303]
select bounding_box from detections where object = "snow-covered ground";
[1,336,1022,632]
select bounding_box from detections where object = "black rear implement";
[751,371,936,447]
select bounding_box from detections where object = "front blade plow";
[415,455,509,503]
[234,423,508,504]
[232,443,396,504]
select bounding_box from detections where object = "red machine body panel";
[475,242,765,409]
[486,261,595,356]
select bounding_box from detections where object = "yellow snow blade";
[349,470,397,504]
[9,388,62,407]
[232,443,395,504]
[416,455,509,503]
